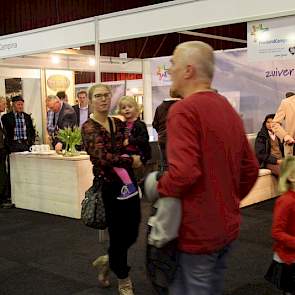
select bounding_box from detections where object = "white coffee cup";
[40,144,50,152]
[29,145,41,153]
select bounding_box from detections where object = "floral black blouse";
[81,117,133,181]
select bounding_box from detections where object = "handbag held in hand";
[81,177,107,230]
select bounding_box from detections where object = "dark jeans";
[102,180,141,279]
[159,143,168,172]
[170,242,234,295]
[0,149,10,202]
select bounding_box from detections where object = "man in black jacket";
[2,95,35,153]
[46,95,77,152]
[152,90,180,171]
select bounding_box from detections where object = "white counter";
[10,152,93,218]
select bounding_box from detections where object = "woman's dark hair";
[263,114,275,127]
[285,91,295,98]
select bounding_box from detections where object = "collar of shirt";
[58,101,63,112]
[268,130,276,141]
[55,102,63,122]
[79,105,88,110]
[79,108,89,127]
[14,112,24,118]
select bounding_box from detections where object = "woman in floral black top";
[81,84,141,295]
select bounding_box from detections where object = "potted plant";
[57,127,82,156]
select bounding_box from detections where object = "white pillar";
[142,59,154,140]
[22,77,43,143]
[0,78,5,97]
[40,69,48,144]
[95,16,101,83]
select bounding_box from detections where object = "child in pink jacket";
[265,156,295,295]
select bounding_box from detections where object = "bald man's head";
[169,41,214,97]
[176,41,214,81]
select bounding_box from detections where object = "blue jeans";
[170,242,234,295]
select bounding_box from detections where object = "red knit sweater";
[158,91,259,254]
[272,190,295,264]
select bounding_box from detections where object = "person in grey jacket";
[46,95,77,151]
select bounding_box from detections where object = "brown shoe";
[118,277,134,295]
[92,255,110,288]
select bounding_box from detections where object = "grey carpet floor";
[0,198,280,295]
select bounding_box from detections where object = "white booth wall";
[0,79,5,96]
[0,68,43,142]
[22,79,43,143]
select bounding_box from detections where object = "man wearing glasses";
[46,95,77,152]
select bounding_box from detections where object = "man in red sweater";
[157,41,259,295]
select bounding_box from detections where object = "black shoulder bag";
[80,121,107,229]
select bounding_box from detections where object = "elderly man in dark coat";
[2,95,35,153]
[46,95,77,152]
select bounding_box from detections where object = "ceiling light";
[256,31,270,42]
[287,33,295,43]
[51,55,60,64]
[89,57,96,66]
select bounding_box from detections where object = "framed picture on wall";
[45,69,75,105]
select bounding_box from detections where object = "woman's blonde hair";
[118,96,140,117]
[88,83,111,102]
[278,156,295,193]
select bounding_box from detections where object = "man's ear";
[184,64,195,79]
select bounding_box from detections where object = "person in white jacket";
[272,93,295,156]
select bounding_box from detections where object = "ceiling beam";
[180,31,247,44]
[0,54,142,73]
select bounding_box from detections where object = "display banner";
[150,56,171,87]
[247,15,295,61]
[150,49,295,133]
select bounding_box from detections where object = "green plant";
[57,127,82,156]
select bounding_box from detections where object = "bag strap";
[108,117,116,153]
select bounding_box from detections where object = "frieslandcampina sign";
[247,15,295,61]
[0,42,17,51]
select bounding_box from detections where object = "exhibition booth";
[1,0,295,217]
